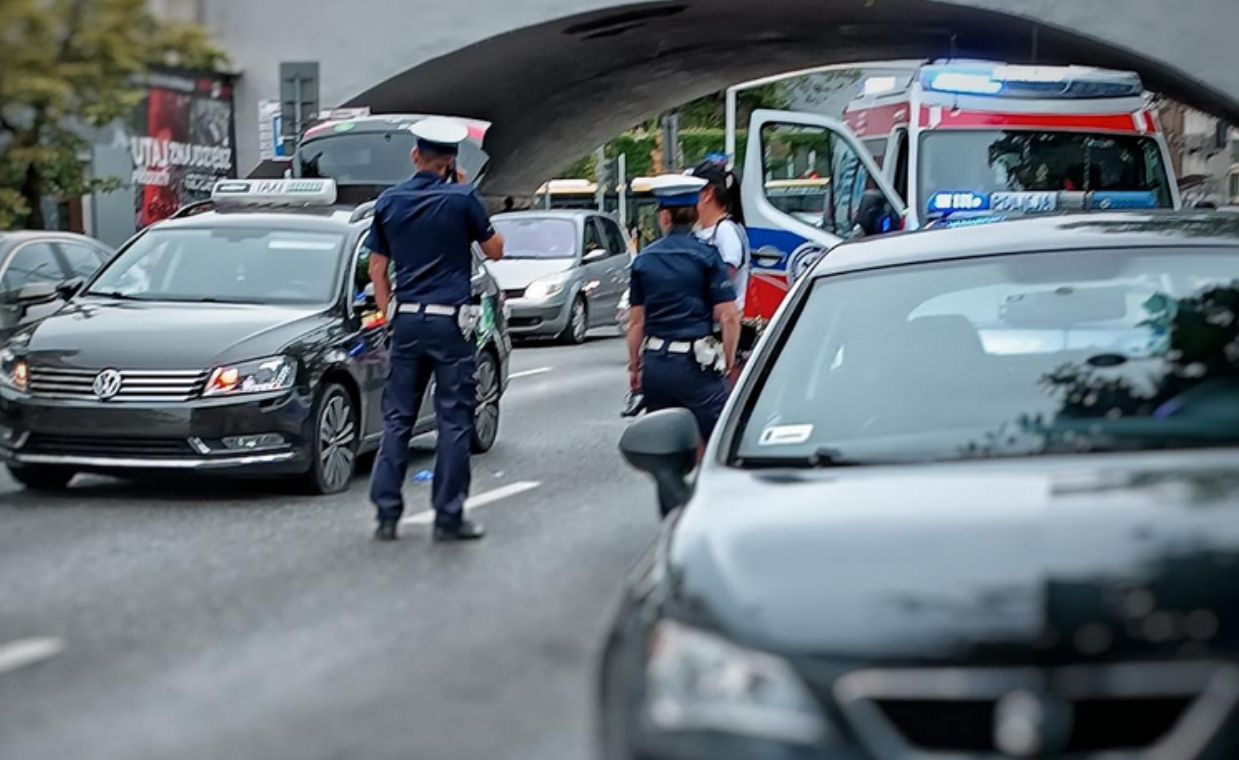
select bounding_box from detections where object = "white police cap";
[647,174,708,207]
[410,116,470,155]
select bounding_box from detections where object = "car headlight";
[0,349,28,393]
[203,356,296,397]
[644,620,828,745]
[524,272,570,301]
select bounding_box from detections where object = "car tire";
[7,464,76,492]
[559,295,588,345]
[471,349,501,454]
[301,383,359,495]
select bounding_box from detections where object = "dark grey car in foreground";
[602,213,1239,759]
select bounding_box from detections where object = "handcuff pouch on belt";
[693,336,726,374]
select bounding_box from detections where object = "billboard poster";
[130,69,237,229]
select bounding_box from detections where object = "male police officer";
[626,175,740,444]
[366,117,505,542]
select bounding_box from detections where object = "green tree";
[0,0,226,230]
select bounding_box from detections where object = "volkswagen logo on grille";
[994,690,1073,757]
[92,369,123,401]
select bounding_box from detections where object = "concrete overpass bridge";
[203,0,1239,196]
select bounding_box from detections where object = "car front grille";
[833,661,1239,759]
[28,367,208,403]
[23,433,197,458]
[503,288,526,300]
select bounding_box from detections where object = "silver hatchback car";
[488,210,632,344]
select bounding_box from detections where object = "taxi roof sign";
[211,178,338,206]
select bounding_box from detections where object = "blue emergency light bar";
[211,178,338,206]
[928,188,1161,218]
[920,64,1144,99]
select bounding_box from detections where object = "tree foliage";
[0,0,227,230]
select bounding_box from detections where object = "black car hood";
[670,450,1239,662]
[18,299,332,369]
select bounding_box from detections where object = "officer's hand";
[628,368,642,393]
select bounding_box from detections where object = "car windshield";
[86,227,345,305]
[734,245,1239,467]
[918,130,1173,217]
[296,130,489,186]
[492,218,578,259]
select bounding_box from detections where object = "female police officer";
[626,175,741,444]
[366,117,504,542]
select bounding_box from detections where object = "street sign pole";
[617,153,628,229]
[594,146,607,211]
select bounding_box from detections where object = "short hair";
[663,206,698,226]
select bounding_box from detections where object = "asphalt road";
[0,333,660,760]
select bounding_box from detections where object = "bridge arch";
[303,0,1235,195]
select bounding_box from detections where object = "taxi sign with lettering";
[210,178,337,206]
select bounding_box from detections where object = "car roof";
[300,114,491,145]
[814,212,1239,278]
[151,206,363,233]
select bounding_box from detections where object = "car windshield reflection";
[735,245,1239,466]
[86,228,346,306]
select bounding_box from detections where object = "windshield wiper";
[738,447,868,469]
[84,290,147,301]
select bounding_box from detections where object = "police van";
[729,61,1181,326]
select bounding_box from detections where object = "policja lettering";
[365,117,507,542]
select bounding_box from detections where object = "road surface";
[0,334,660,760]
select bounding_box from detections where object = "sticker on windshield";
[758,424,814,446]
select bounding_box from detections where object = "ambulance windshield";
[918,131,1172,217]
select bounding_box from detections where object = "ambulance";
[729,61,1181,328]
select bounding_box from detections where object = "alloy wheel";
[319,392,356,491]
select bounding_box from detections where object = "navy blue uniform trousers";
[642,349,729,441]
[371,312,476,525]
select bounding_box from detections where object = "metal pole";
[662,114,680,172]
[594,146,607,211]
[617,153,628,228]
[292,77,303,156]
[725,87,738,169]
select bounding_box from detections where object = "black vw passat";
[602,213,1239,759]
[0,179,509,494]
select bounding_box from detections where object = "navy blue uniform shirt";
[629,227,735,341]
[364,171,495,306]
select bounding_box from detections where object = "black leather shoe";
[433,518,485,542]
[374,520,399,541]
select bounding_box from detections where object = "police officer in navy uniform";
[366,117,505,542]
[626,175,740,445]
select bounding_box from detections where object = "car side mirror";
[55,277,84,301]
[855,190,899,237]
[619,409,702,516]
[752,246,784,269]
[583,247,609,263]
[13,281,58,304]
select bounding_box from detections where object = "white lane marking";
[401,481,541,526]
[509,367,552,380]
[0,637,64,675]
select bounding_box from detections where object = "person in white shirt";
[690,158,752,376]
[690,159,749,312]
